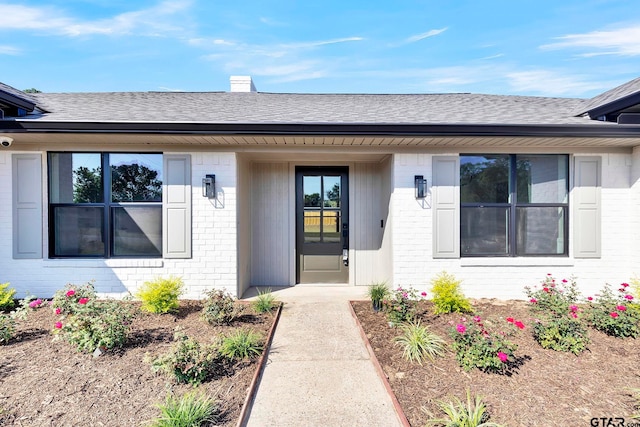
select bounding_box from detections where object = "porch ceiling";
[7,132,640,149]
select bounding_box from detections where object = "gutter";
[1,120,640,138]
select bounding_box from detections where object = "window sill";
[43,259,164,268]
[460,257,574,267]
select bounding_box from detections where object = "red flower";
[622,283,630,288]
[66,289,76,297]
[543,287,550,293]
[625,294,634,301]
[514,321,525,330]
[587,296,593,301]
[473,316,482,323]
[55,307,62,315]
[78,297,89,305]
[562,279,568,283]
[456,324,466,334]
[616,305,627,311]
[497,352,508,362]
[54,321,63,329]
[529,298,537,303]
[506,317,514,323]
[569,305,578,312]
[610,312,619,319]
[570,312,578,319]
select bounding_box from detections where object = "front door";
[296,167,349,283]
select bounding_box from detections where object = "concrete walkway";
[242,285,403,427]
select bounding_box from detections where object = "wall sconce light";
[415,175,427,199]
[202,174,216,198]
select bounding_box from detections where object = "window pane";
[49,153,103,203]
[460,155,510,203]
[461,207,509,255]
[303,176,321,207]
[52,206,104,256]
[112,206,162,256]
[323,176,341,208]
[304,210,321,242]
[110,154,162,202]
[323,210,341,243]
[516,155,568,203]
[516,207,566,255]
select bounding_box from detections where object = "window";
[48,153,163,258]
[460,154,568,257]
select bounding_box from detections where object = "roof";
[27,91,592,125]
[576,77,640,120]
[0,82,38,115]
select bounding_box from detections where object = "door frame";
[293,165,351,284]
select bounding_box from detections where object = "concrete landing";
[242,286,403,427]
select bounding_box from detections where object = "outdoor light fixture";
[202,174,216,198]
[415,175,427,199]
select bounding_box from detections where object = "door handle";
[342,249,349,267]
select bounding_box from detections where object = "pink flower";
[617,305,627,311]
[569,305,578,312]
[529,298,537,303]
[562,279,568,283]
[622,283,630,288]
[625,295,634,301]
[610,312,619,319]
[29,299,42,308]
[587,296,593,301]
[506,317,514,323]
[570,312,578,319]
[54,321,63,329]
[55,307,62,315]
[543,287,550,293]
[420,291,427,297]
[514,321,525,330]
[547,273,552,276]
[456,324,466,334]
[497,352,508,362]
[78,297,89,305]
[473,316,482,323]
[66,290,76,297]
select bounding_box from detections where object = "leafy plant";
[394,321,446,364]
[202,289,243,325]
[383,286,427,326]
[151,332,221,385]
[531,316,589,354]
[220,329,264,361]
[583,283,640,338]
[151,391,219,427]
[450,315,523,374]
[524,275,581,317]
[367,281,390,311]
[0,283,16,311]
[137,276,184,314]
[252,288,276,313]
[430,271,472,314]
[51,282,97,316]
[0,314,16,344]
[427,389,503,427]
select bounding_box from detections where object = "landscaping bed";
[352,299,640,426]
[0,300,277,426]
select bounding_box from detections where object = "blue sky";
[1,0,639,97]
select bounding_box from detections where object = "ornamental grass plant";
[394,321,446,365]
[151,391,219,427]
[426,389,503,427]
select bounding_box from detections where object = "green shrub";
[137,276,184,314]
[584,283,640,338]
[151,391,219,427]
[367,281,390,311]
[430,272,472,314]
[383,286,426,325]
[427,389,503,427]
[0,283,16,311]
[524,275,581,317]
[394,321,446,364]
[450,315,522,374]
[220,329,263,360]
[202,289,243,325]
[52,284,135,353]
[252,288,276,313]
[0,314,16,344]
[532,316,589,354]
[151,333,221,385]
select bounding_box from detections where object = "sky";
[1,0,639,98]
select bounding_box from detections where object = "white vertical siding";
[353,163,383,285]
[250,162,291,286]
[236,155,252,297]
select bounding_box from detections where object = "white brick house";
[1,76,640,300]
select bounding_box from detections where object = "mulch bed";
[352,299,640,426]
[0,301,277,426]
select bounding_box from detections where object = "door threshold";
[295,282,351,287]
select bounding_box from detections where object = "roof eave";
[1,120,639,138]
[585,92,640,119]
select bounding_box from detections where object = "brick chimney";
[229,76,256,92]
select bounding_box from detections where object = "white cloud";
[0,45,21,55]
[0,0,192,37]
[282,37,364,49]
[480,53,504,60]
[541,24,640,56]
[405,28,448,43]
[505,70,615,96]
